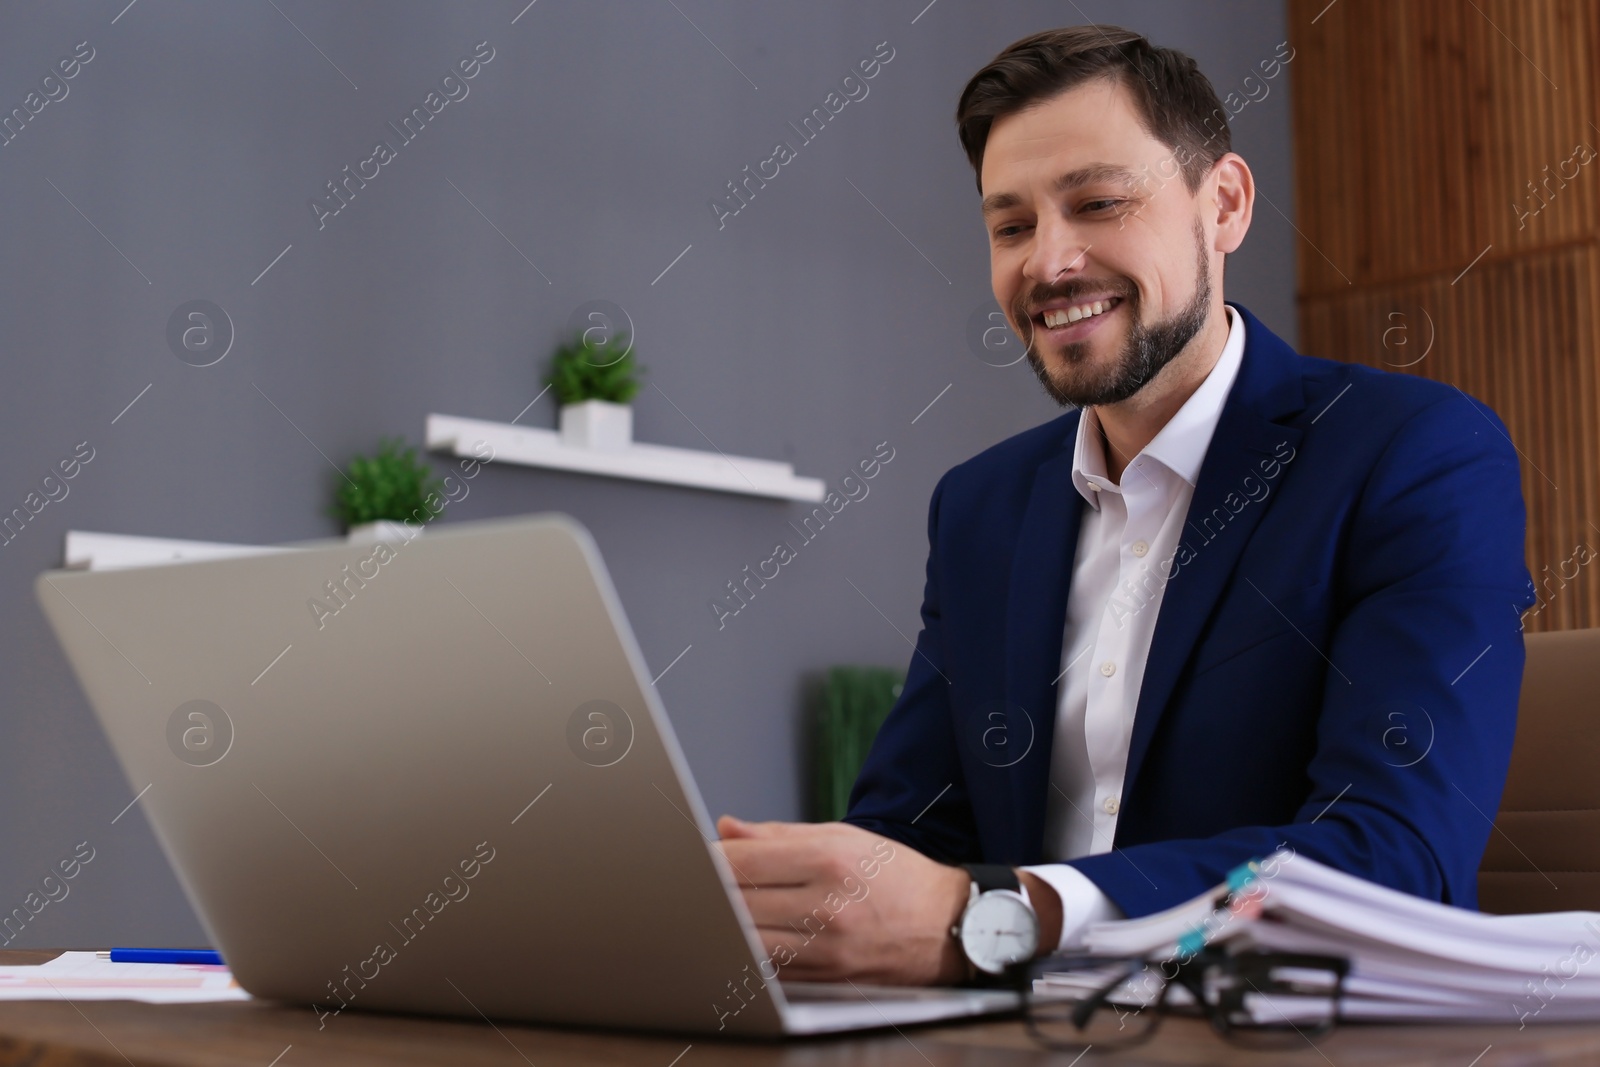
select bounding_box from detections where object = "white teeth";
[1042,298,1117,329]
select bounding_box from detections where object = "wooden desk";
[5,951,1600,1066]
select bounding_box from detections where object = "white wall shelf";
[425,413,826,502]
[63,530,289,571]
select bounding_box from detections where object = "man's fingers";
[717,814,841,839]
[751,927,843,979]
[739,885,864,928]
[715,814,757,839]
[717,825,892,889]
[718,837,829,886]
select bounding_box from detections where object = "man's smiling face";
[980,76,1221,408]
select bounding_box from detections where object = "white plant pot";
[559,400,633,452]
[347,519,422,546]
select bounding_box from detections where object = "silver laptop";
[35,513,1017,1036]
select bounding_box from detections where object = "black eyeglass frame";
[1007,947,1351,1051]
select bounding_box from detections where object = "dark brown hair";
[955,25,1231,195]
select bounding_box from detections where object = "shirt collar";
[1070,302,1246,508]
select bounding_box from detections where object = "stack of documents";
[0,951,248,1003]
[1039,850,1600,1026]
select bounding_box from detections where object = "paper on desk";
[0,951,250,1003]
[1037,851,1600,1025]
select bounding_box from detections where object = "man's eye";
[1082,199,1121,213]
[994,224,1027,239]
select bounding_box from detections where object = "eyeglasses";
[1010,947,1350,1051]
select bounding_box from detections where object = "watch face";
[959,890,1039,975]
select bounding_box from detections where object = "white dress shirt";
[1021,303,1247,952]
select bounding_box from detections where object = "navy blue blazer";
[845,302,1535,917]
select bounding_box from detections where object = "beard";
[1018,219,1213,408]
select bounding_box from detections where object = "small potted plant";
[546,332,643,452]
[331,437,446,544]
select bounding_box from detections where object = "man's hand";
[714,815,969,985]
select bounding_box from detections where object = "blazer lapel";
[1120,305,1309,805]
[1000,423,1083,864]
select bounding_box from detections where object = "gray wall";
[0,1,1293,946]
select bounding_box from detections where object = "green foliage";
[329,437,445,529]
[810,665,906,822]
[544,333,643,405]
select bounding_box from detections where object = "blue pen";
[107,948,224,966]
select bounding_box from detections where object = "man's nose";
[1024,215,1091,285]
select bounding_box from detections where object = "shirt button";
[1131,541,1149,557]
[1102,795,1120,815]
[1086,482,1101,493]
[1099,661,1116,677]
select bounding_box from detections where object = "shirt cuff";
[1020,862,1123,953]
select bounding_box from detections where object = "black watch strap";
[962,863,1020,894]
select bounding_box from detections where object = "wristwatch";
[952,864,1039,977]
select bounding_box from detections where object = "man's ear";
[1211,152,1254,255]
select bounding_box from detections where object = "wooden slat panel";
[1291,0,1600,633]
[1287,0,1599,297]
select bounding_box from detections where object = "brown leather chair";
[1478,628,1600,913]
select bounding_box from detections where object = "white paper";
[0,951,250,1003]
[1039,851,1600,1026]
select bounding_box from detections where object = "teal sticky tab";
[1226,860,1260,894]
[1177,928,1206,957]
